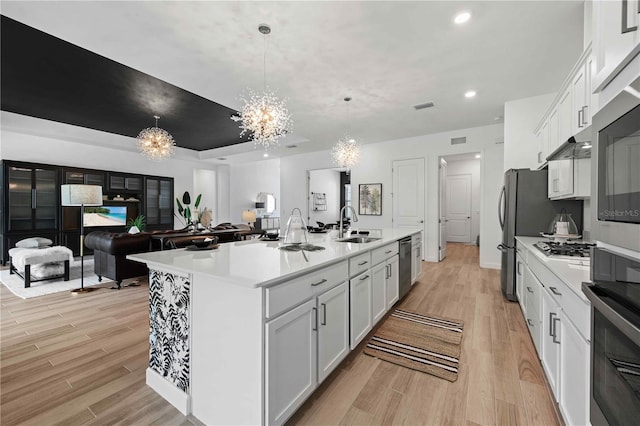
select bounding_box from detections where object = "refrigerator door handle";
[497,244,509,252]
[498,186,506,230]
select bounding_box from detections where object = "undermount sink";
[336,236,381,244]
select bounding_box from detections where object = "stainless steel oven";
[583,247,640,426]
[593,75,640,252]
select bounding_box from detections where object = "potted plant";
[127,215,146,233]
[176,191,202,229]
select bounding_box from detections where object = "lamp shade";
[61,185,103,206]
[242,210,257,223]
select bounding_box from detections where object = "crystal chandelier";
[137,115,176,161]
[232,24,292,150]
[331,97,360,173]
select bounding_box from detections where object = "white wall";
[280,123,505,269]
[308,169,341,226]
[193,168,216,224]
[445,159,481,244]
[228,159,281,224]
[504,93,554,171]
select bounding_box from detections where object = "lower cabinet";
[350,271,372,349]
[266,299,317,425]
[516,252,526,312]
[541,287,561,400]
[411,235,422,284]
[386,255,399,308]
[559,310,590,426]
[523,265,542,354]
[265,280,349,425]
[371,263,387,324]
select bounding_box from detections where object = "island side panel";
[147,268,192,414]
[191,273,265,425]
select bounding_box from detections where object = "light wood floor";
[0,244,561,425]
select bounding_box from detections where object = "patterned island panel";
[148,269,191,392]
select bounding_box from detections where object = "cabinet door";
[387,256,399,308]
[559,312,590,426]
[411,244,422,284]
[7,165,34,231]
[371,263,387,324]
[571,64,587,136]
[548,161,560,198]
[541,289,561,401]
[556,159,574,197]
[350,271,372,349]
[266,299,317,425]
[540,120,549,165]
[317,282,349,383]
[548,107,559,154]
[558,88,572,145]
[516,253,525,310]
[524,266,542,354]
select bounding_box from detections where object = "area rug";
[364,308,464,382]
[0,258,103,299]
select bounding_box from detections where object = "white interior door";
[392,158,425,230]
[446,174,471,243]
[438,159,447,260]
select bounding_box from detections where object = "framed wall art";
[358,183,382,215]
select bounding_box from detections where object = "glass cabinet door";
[7,166,33,231]
[146,178,159,225]
[159,179,172,225]
[34,168,57,230]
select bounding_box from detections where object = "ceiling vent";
[451,137,466,145]
[413,102,435,110]
[286,144,297,148]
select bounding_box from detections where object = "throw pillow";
[15,237,53,248]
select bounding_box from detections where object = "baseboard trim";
[146,368,191,415]
[480,261,501,270]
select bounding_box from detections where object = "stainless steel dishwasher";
[399,237,412,299]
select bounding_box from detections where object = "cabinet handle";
[321,303,327,326]
[549,287,562,296]
[581,105,588,125]
[526,286,534,293]
[312,307,317,331]
[549,312,556,337]
[31,189,36,209]
[577,108,584,128]
[552,317,561,344]
[538,152,542,163]
[359,275,369,281]
[517,262,522,276]
[311,278,327,287]
[386,264,391,279]
[527,319,534,327]
[358,261,368,266]
[385,250,392,254]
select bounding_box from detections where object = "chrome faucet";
[338,206,358,238]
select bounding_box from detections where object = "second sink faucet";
[338,206,358,238]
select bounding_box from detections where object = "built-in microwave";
[593,75,640,252]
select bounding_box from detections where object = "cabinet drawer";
[371,242,398,266]
[528,254,590,341]
[265,261,348,319]
[411,232,422,246]
[349,252,371,277]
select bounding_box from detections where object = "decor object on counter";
[359,183,382,215]
[127,215,146,233]
[242,210,257,227]
[137,115,176,161]
[176,191,202,227]
[231,24,292,150]
[199,208,213,228]
[282,207,308,245]
[61,184,103,294]
[331,97,361,173]
[542,209,580,241]
[364,308,464,382]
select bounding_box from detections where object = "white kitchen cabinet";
[387,255,399,308]
[317,281,349,383]
[523,265,542,355]
[537,120,550,166]
[350,270,372,349]
[557,87,573,147]
[571,62,590,134]
[411,232,422,284]
[371,262,387,324]
[516,252,526,312]
[541,287,561,401]
[559,310,590,426]
[266,299,317,425]
[548,157,590,200]
[548,107,559,154]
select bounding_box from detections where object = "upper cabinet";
[592,0,640,99]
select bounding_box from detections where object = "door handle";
[311,278,327,287]
[517,262,522,276]
[467,216,471,219]
[418,220,424,223]
[527,319,535,327]
[31,189,37,209]
[498,186,506,230]
[359,275,369,281]
[321,303,327,326]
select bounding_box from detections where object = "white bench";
[9,246,73,288]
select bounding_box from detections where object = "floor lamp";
[61,184,103,294]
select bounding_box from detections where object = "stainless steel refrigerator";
[498,169,583,301]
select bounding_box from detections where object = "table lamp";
[61,184,103,293]
[242,210,257,228]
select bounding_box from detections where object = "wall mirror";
[257,192,276,216]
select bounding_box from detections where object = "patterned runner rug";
[364,308,464,382]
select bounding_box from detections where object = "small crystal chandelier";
[137,115,176,161]
[331,97,361,173]
[232,24,292,150]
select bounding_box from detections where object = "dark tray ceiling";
[1,15,251,151]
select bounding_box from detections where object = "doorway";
[307,168,350,228]
[439,152,481,255]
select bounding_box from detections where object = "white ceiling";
[1,1,584,163]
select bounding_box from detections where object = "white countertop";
[128,228,421,288]
[515,236,591,301]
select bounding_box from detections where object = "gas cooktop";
[533,241,595,258]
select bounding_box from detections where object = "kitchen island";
[128,228,422,425]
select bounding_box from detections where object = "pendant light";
[137,115,176,161]
[331,97,361,173]
[232,24,292,150]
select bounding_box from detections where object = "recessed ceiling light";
[465,90,477,98]
[454,12,471,24]
[263,153,269,158]
[475,154,481,159]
